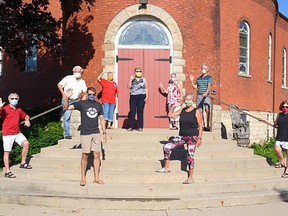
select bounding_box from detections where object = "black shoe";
[65,135,72,139]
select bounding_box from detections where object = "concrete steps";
[0,128,287,209]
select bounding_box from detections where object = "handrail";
[0,104,63,133]
[210,92,275,128]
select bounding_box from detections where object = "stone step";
[57,139,239,151]
[39,146,254,160]
[72,129,221,141]
[0,188,287,210]
[8,166,284,183]
[0,176,286,198]
[29,156,269,171]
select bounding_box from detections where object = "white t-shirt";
[58,75,87,100]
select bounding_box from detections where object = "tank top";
[276,112,288,141]
[179,108,199,136]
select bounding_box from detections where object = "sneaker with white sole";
[156,168,170,173]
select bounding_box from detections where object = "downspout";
[273,11,279,136]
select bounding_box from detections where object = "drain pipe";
[273,11,279,137]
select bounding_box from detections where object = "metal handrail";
[210,92,275,128]
[0,104,63,133]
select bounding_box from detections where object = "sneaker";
[156,168,170,173]
[281,172,288,178]
[65,135,72,139]
[183,178,194,184]
[138,128,143,132]
[127,128,133,131]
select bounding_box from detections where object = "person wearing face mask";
[0,93,32,178]
[159,73,183,130]
[63,87,107,186]
[97,71,118,129]
[57,66,87,139]
[189,63,213,131]
[156,93,203,184]
[274,100,288,178]
[127,66,148,132]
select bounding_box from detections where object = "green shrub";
[0,106,63,168]
[250,137,284,164]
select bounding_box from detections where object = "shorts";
[275,141,288,150]
[196,95,211,111]
[2,133,27,152]
[80,133,101,153]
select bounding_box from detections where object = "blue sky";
[278,0,288,17]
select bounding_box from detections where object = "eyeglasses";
[88,93,95,96]
[135,70,142,72]
[10,98,19,100]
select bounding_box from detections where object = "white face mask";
[74,72,81,79]
[201,69,207,74]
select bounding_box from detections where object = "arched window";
[282,48,287,88]
[118,20,170,46]
[239,21,250,75]
[268,33,272,81]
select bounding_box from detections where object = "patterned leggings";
[163,135,198,170]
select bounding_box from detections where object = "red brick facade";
[1,0,287,116]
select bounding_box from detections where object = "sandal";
[4,172,16,178]
[183,178,194,184]
[281,172,288,178]
[20,163,32,169]
[80,180,86,186]
[275,163,285,168]
[156,168,171,173]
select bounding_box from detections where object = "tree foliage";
[0,0,95,65]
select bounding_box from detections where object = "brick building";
[0,0,288,142]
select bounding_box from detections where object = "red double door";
[117,48,171,128]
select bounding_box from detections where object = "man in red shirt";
[0,93,32,178]
[97,71,118,129]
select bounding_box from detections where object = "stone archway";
[102,4,185,79]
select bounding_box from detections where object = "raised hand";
[189,74,195,82]
[0,97,5,108]
[65,88,73,99]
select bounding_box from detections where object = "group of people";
[1,63,287,186]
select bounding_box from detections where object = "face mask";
[170,78,176,83]
[135,72,142,77]
[10,99,18,106]
[107,75,113,81]
[201,69,207,74]
[74,72,81,79]
[88,95,96,101]
[184,100,193,107]
[282,107,288,113]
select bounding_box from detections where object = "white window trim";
[239,21,250,76]
[282,48,287,88]
[267,33,272,82]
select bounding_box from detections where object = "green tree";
[0,0,95,66]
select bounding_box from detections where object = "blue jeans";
[102,103,116,122]
[62,99,78,137]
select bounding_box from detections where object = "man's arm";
[145,79,149,103]
[63,89,75,110]
[99,115,107,143]
[57,83,65,98]
[24,115,31,127]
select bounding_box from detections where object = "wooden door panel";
[117,48,170,128]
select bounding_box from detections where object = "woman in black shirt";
[274,100,288,178]
[156,93,203,184]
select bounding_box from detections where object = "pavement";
[0,201,287,216]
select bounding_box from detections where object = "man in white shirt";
[58,66,87,139]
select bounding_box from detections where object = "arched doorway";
[116,19,172,128]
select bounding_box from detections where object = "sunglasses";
[283,105,288,108]
[88,93,95,96]
[135,70,142,72]
[10,98,19,100]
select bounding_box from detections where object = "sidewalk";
[0,202,287,216]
